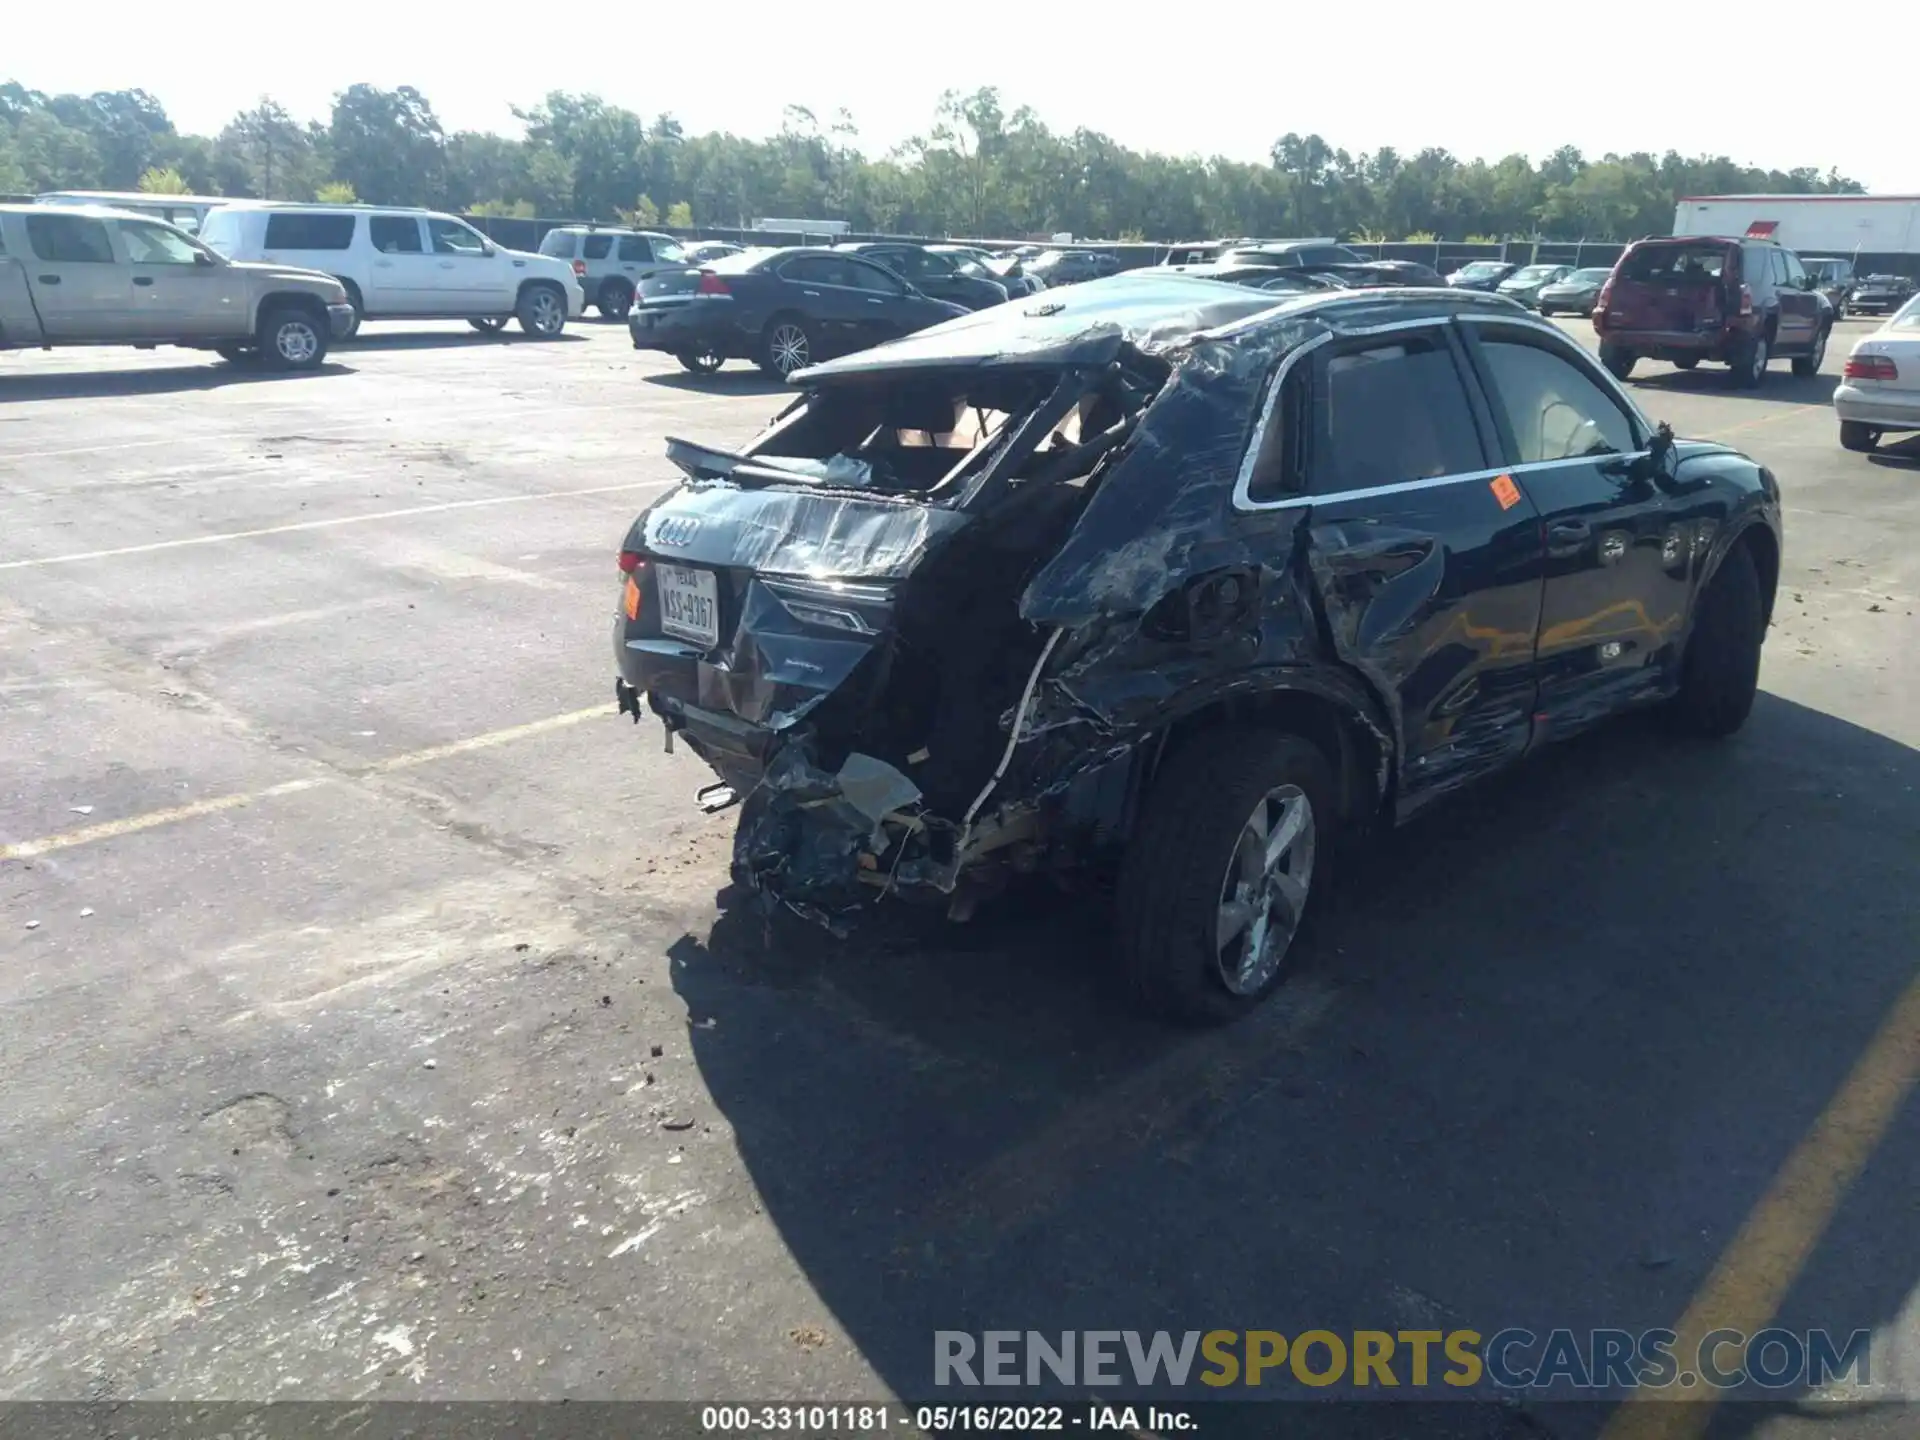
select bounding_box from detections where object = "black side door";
[836,255,928,346]
[868,245,963,306]
[1248,320,1547,814]
[771,255,865,352]
[1457,317,1691,739]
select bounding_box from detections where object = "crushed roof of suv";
[794,273,1530,381]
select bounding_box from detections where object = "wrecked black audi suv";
[613,274,1782,1022]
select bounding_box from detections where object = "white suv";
[198,204,584,338]
[537,226,689,318]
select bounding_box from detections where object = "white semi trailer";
[1671,195,1920,265]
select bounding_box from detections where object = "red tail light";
[1738,284,1755,316]
[1845,353,1898,381]
[618,550,646,574]
[696,270,730,296]
[572,259,587,278]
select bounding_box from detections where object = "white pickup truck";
[0,203,355,370]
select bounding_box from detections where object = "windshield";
[1458,262,1506,278]
[1891,295,1920,328]
[1569,268,1614,282]
[652,236,686,262]
[1509,266,1560,282]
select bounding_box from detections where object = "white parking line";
[0,482,670,572]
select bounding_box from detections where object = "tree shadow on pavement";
[674,692,1920,1433]
[0,361,351,403]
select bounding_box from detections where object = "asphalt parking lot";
[3,310,1918,1439]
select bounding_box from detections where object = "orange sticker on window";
[623,576,642,621]
[1490,473,1522,511]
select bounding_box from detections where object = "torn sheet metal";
[636,484,969,580]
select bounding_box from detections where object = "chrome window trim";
[1231,316,1456,512]
[1235,452,1652,514]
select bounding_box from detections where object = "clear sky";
[17,1,1919,192]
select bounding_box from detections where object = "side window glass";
[582,234,614,260]
[1311,336,1484,494]
[617,236,652,262]
[1479,338,1637,464]
[370,216,423,254]
[118,220,201,265]
[538,230,577,258]
[428,218,488,256]
[778,256,828,284]
[1246,367,1311,502]
[845,260,906,296]
[26,214,115,263]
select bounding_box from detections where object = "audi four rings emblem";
[653,516,701,547]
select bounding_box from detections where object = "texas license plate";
[657,564,719,648]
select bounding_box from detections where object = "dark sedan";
[837,242,1010,311]
[928,244,1044,299]
[1534,266,1614,317]
[1496,264,1574,309]
[1447,260,1518,291]
[1026,250,1118,286]
[613,277,1781,1022]
[1849,274,1916,317]
[629,248,967,376]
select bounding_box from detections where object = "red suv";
[1593,236,1832,388]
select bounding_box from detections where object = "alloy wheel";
[274,319,319,365]
[1215,783,1316,996]
[769,323,810,375]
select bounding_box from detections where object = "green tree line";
[0,80,1863,242]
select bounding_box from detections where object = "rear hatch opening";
[625,358,1170,915]
[1610,241,1740,334]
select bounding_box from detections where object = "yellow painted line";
[1598,968,1920,1439]
[368,706,609,773]
[0,482,666,572]
[1715,406,1817,439]
[1,778,330,860]
[0,705,609,861]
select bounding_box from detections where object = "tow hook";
[615,678,643,723]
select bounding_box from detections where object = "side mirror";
[194,250,215,267]
[1649,421,1679,481]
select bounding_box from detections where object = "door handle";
[1548,520,1590,543]
[375,260,394,268]
[439,260,456,269]
[133,276,153,286]
[802,290,821,297]
[38,274,60,284]
[867,297,884,305]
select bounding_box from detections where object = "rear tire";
[1600,345,1636,381]
[256,305,327,371]
[1730,334,1769,389]
[469,317,508,334]
[516,283,567,338]
[1667,544,1763,739]
[1792,325,1829,377]
[677,347,725,374]
[1672,356,1700,371]
[1839,421,1879,453]
[1116,728,1336,1025]
[597,281,634,319]
[214,343,257,365]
